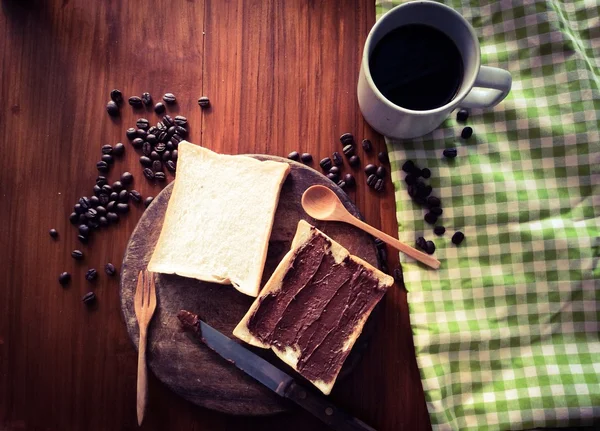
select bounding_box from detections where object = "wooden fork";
[134,270,157,426]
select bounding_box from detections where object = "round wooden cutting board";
[119,155,381,416]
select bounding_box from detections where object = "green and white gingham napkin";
[375,1,600,430]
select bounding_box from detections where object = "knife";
[178,310,377,431]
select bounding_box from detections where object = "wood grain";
[0,0,431,430]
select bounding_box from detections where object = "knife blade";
[178,310,377,431]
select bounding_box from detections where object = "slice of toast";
[234,220,393,394]
[147,142,290,297]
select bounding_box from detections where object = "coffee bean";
[366,174,378,187]
[340,133,354,145]
[109,192,118,202]
[329,166,340,175]
[393,268,403,285]
[378,152,389,163]
[143,168,154,180]
[154,172,166,182]
[96,161,109,172]
[85,208,98,220]
[132,138,144,149]
[174,115,187,126]
[364,164,377,176]
[332,152,343,166]
[129,96,143,107]
[99,194,109,206]
[337,180,346,189]
[99,216,108,227]
[79,224,90,236]
[198,96,210,107]
[162,151,171,161]
[118,190,129,203]
[430,206,443,216]
[111,181,123,193]
[79,197,90,209]
[376,166,386,178]
[101,184,112,195]
[71,250,83,260]
[142,141,152,156]
[152,160,163,172]
[374,178,384,192]
[175,126,187,137]
[319,157,332,171]
[105,263,117,276]
[156,121,167,132]
[106,201,116,212]
[116,203,129,213]
[343,173,355,187]
[59,272,71,286]
[110,89,123,105]
[82,292,96,305]
[150,151,160,161]
[326,172,339,182]
[136,129,147,140]
[93,185,102,196]
[77,234,88,244]
[107,212,119,223]
[166,160,176,172]
[120,172,133,185]
[152,101,165,113]
[416,236,427,251]
[374,238,385,250]
[426,196,440,208]
[163,93,176,104]
[141,92,152,106]
[96,206,106,216]
[348,155,360,167]
[300,153,312,163]
[113,143,125,157]
[101,154,113,165]
[140,156,152,167]
[102,144,113,155]
[69,212,78,224]
[425,240,436,255]
[136,118,149,130]
[144,196,154,207]
[421,168,431,179]
[422,185,432,197]
[452,231,465,245]
[171,134,182,143]
[74,204,83,214]
[47,228,58,240]
[424,212,438,224]
[166,125,175,137]
[461,127,473,139]
[96,176,108,186]
[78,214,87,224]
[106,101,119,117]
[434,226,446,236]
[402,160,415,173]
[361,139,372,152]
[158,131,168,142]
[155,142,166,153]
[126,128,137,140]
[457,109,469,123]
[171,150,178,161]
[144,135,156,146]
[165,141,174,152]
[342,144,355,157]
[129,190,142,203]
[443,148,457,158]
[162,115,174,127]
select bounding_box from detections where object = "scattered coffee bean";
[136,129,147,140]
[98,194,109,206]
[156,121,166,131]
[49,229,58,239]
[145,135,157,146]
[163,93,176,104]
[69,212,78,224]
[71,250,84,260]
[106,101,119,117]
[424,212,438,225]
[172,149,178,161]
[106,201,116,212]
[163,160,175,172]
[157,131,168,142]
[82,291,96,305]
[175,126,187,137]
[430,206,443,216]
[171,134,182,144]
[162,151,171,161]
[101,144,113,155]
[144,196,154,207]
[461,126,473,139]
[140,156,152,167]
[101,184,112,194]
[405,174,417,186]
[88,218,99,229]
[434,226,446,236]
[152,160,163,172]
[361,139,372,152]
[340,133,354,145]
[198,96,211,108]
[77,234,88,244]
[142,141,152,156]
[96,206,106,216]
[378,152,389,164]
[327,172,339,182]
[287,151,299,161]
[155,142,166,153]
[109,192,118,202]
[342,144,355,157]
[101,154,113,165]
[343,173,355,187]
[421,168,431,179]
[154,102,166,114]
[336,180,346,189]
[110,89,123,105]
[118,190,129,203]
[416,236,427,251]
[79,197,91,209]
[426,196,441,208]
[99,216,108,227]
[141,92,152,106]
[126,128,137,140]
[367,174,378,187]
[376,166,386,178]
[128,96,143,107]
[154,172,166,182]
[374,178,384,192]
[348,155,360,167]
[150,151,160,161]
[402,160,415,173]
[85,208,98,220]
[136,118,149,130]
[132,138,144,149]
[96,161,109,172]
[59,272,71,286]
[163,114,175,127]
[120,172,133,185]
[111,181,123,193]
[143,168,154,180]
[128,190,141,203]
[105,263,116,276]
[79,224,90,236]
[456,109,469,123]
[300,153,312,163]
[365,164,377,176]
[319,157,332,171]
[93,185,102,196]
[425,240,436,255]
[423,185,433,197]
[74,204,83,214]
[443,148,457,158]
[96,176,107,186]
[107,212,119,223]
[174,115,187,126]
[165,141,174,152]
[452,231,465,245]
[116,203,129,213]
[332,152,343,166]
[329,166,340,175]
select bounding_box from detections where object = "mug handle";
[460,66,512,109]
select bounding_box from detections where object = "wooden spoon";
[301,185,440,269]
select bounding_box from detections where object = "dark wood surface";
[120,157,381,416]
[0,0,431,430]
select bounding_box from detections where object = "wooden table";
[0,0,430,430]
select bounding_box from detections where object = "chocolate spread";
[247,231,386,385]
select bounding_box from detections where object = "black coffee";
[369,24,463,111]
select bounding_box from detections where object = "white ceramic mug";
[358,1,512,139]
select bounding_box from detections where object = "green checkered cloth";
[375,1,600,430]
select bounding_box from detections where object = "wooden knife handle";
[284,381,377,431]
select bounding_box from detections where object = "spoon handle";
[344,217,441,269]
